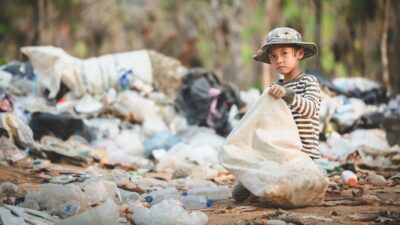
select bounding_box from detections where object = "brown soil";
[1,161,399,225]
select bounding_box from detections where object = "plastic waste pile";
[0,46,398,224]
[0,46,241,224]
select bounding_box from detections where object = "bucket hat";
[253,27,318,64]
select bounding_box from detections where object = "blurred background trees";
[0,0,399,93]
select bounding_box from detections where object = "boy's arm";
[283,76,320,118]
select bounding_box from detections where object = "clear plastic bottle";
[112,168,130,185]
[184,185,231,200]
[342,170,357,185]
[57,200,80,218]
[180,195,212,210]
[148,193,183,205]
[145,187,179,204]
[120,189,140,205]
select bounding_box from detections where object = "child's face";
[268,46,304,76]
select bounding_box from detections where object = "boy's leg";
[232,182,257,203]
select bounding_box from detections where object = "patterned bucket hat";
[253,27,318,64]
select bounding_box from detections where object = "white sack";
[21,46,152,98]
[219,91,329,208]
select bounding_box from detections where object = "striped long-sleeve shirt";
[278,74,321,159]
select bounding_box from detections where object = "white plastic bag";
[219,92,329,208]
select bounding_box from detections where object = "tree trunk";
[314,0,322,73]
[262,0,282,87]
[388,0,400,94]
[381,0,391,94]
[227,0,243,85]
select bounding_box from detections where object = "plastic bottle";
[184,185,231,201]
[112,168,130,184]
[120,189,140,205]
[145,187,179,204]
[342,170,357,185]
[180,195,212,210]
[148,193,183,205]
[57,200,81,219]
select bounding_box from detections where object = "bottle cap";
[145,196,153,203]
[206,199,213,207]
[347,177,357,185]
[182,192,188,196]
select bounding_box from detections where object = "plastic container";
[145,187,179,204]
[148,194,183,205]
[180,195,212,210]
[112,168,130,185]
[184,185,231,201]
[57,200,80,218]
[120,189,140,205]
[342,170,357,185]
[133,200,208,225]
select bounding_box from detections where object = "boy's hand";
[268,84,286,99]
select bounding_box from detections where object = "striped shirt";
[278,74,321,159]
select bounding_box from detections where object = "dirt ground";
[1,162,399,225]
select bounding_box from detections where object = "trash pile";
[0,46,399,224]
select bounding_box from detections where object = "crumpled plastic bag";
[133,200,208,225]
[219,91,329,208]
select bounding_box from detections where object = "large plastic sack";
[21,46,152,98]
[219,90,329,208]
[133,200,208,225]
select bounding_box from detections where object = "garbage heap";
[0,46,398,225]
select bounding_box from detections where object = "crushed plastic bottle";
[148,194,182,205]
[180,195,212,210]
[184,185,231,201]
[0,182,19,197]
[120,189,140,205]
[57,200,81,218]
[342,170,357,186]
[112,168,130,185]
[145,187,179,204]
[133,200,208,225]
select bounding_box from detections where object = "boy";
[233,27,321,202]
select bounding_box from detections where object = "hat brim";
[252,42,318,64]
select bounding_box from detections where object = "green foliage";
[0,57,7,66]
[251,78,264,92]
[197,36,213,69]
[321,11,334,44]
[74,41,88,58]
[334,63,348,77]
[241,27,254,66]
[321,47,334,73]
[283,0,300,23]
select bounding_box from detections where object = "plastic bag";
[219,91,329,208]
